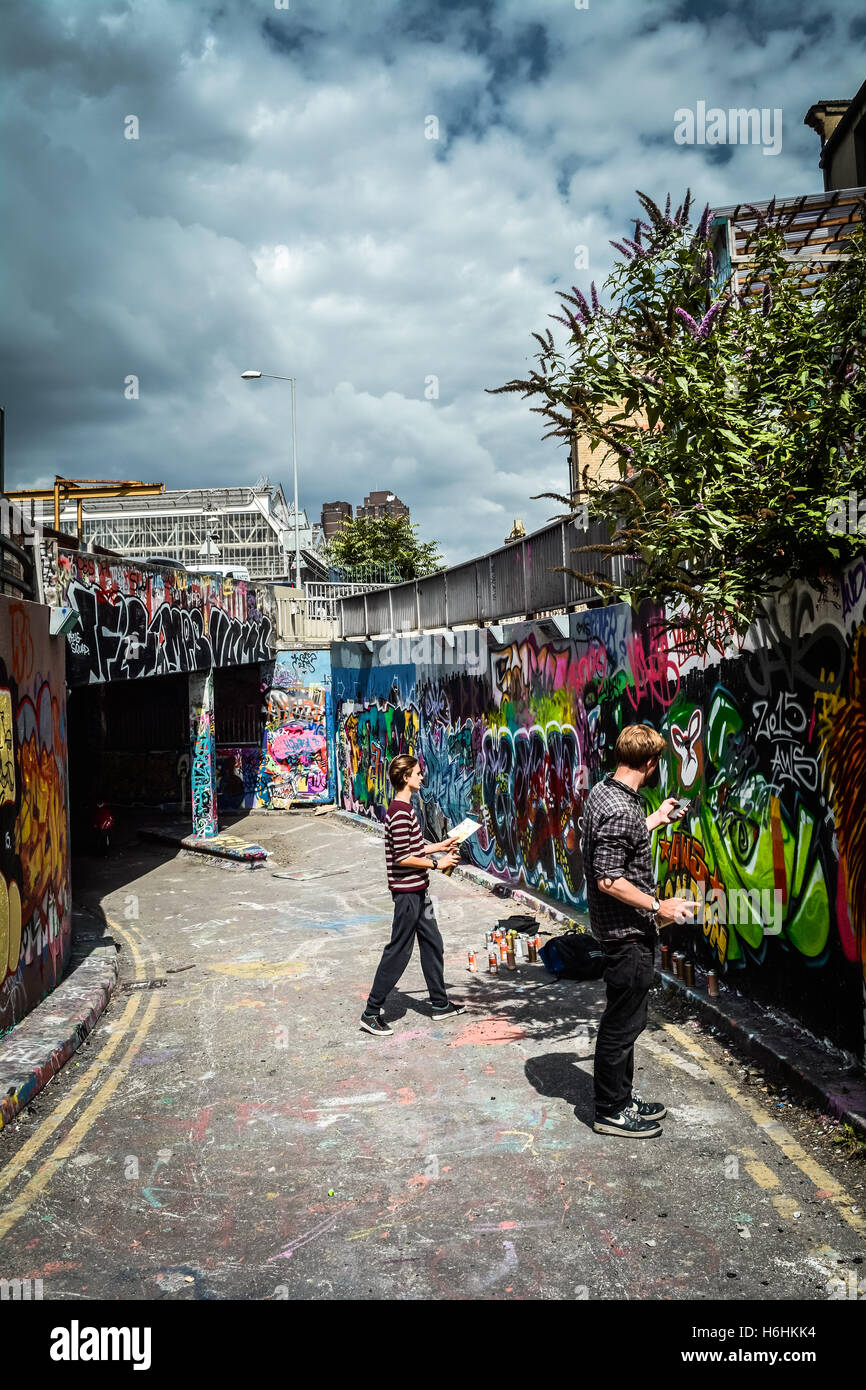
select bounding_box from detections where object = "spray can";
[660,944,672,972]
[468,951,477,973]
[683,959,695,988]
[707,969,719,998]
[672,953,682,978]
[515,936,525,961]
[506,948,517,971]
[499,939,509,963]
[488,951,498,974]
[528,939,538,963]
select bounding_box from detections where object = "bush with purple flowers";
[489,189,866,646]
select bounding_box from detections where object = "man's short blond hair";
[614,724,666,769]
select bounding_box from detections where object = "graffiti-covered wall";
[259,650,333,806]
[58,553,275,685]
[216,651,334,810]
[332,563,866,1060]
[0,598,71,1034]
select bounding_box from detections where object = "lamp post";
[241,370,302,588]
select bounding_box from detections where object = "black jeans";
[593,937,655,1116]
[366,891,448,1012]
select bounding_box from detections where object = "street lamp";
[241,370,302,588]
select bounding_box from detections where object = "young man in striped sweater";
[361,754,464,1036]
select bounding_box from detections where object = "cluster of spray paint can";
[659,943,719,996]
[467,926,541,975]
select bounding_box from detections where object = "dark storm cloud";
[1,0,863,560]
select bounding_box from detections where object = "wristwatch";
[648,895,660,917]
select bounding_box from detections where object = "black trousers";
[593,937,655,1116]
[366,891,448,1011]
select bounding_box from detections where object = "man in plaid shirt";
[582,724,696,1137]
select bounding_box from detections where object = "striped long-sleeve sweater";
[384,799,429,893]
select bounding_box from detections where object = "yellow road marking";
[740,1155,781,1190]
[658,1021,865,1238]
[0,994,142,1194]
[772,1194,802,1220]
[0,919,148,1188]
[0,990,161,1242]
[0,916,161,1239]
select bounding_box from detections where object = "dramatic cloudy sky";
[3,1,865,563]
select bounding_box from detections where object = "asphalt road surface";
[0,811,863,1302]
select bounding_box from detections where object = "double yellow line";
[659,1020,866,1239]
[0,916,162,1242]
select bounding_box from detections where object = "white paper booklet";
[449,817,482,842]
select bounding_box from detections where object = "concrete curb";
[334,807,866,1138]
[140,827,268,863]
[654,967,866,1140]
[0,916,119,1131]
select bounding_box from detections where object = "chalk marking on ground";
[658,1021,865,1239]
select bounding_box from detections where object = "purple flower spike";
[674,306,700,338]
[697,299,726,339]
[591,281,600,313]
[761,284,773,317]
[704,248,714,281]
[610,241,633,259]
[572,286,591,319]
[696,204,711,241]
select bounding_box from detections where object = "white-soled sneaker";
[593,1107,663,1137]
[629,1092,666,1121]
[430,1000,466,1019]
[360,1013,393,1036]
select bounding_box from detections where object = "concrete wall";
[58,552,275,685]
[332,561,866,1061]
[0,598,71,1034]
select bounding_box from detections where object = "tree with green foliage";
[324,512,443,582]
[490,189,866,645]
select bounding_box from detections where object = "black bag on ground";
[539,932,605,981]
[497,914,538,933]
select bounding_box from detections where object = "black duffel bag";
[539,931,605,981]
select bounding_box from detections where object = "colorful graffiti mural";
[0,599,71,1034]
[57,553,275,685]
[210,652,334,811]
[332,569,866,1058]
[189,670,218,838]
[258,651,333,807]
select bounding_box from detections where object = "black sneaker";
[430,1000,466,1019]
[360,1012,393,1036]
[629,1092,666,1121]
[593,1107,663,1137]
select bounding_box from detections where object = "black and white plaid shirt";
[582,773,657,943]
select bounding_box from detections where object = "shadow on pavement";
[524,1051,597,1127]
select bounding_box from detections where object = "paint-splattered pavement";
[0,811,863,1301]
